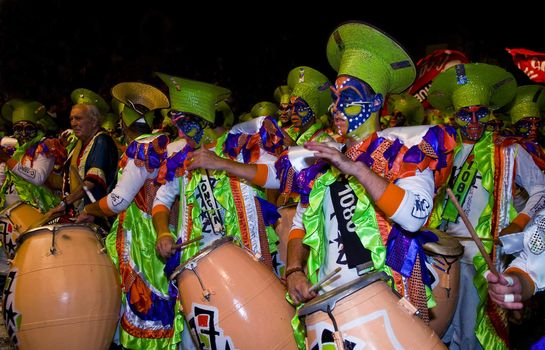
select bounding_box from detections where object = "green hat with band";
[274,85,291,105]
[506,85,545,124]
[326,21,416,97]
[387,92,425,125]
[102,111,120,133]
[428,63,517,113]
[251,101,279,118]
[111,82,169,128]
[2,99,46,124]
[71,88,110,115]
[287,66,331,117]
[155,72,231,124]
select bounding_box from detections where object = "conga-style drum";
[170,236,297,350]
[2,223,121,350]
[423,228,464,337]
[0,201,44,258]
[274,204,297,274]
[298,271,445,349]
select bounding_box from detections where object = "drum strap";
[330,176,372,268]
[442,153,478,224]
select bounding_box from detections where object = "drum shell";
[300,277,445,349]
[3,224,121,350]
[176,238,297,350]
[0,201,44,258]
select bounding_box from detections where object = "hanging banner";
[506,48,545,83]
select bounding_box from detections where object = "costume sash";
[442,152,477,223]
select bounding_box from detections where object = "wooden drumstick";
[309,267,342,293]
[172,236,203,250]
[446,188,499,277]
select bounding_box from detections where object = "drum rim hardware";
[298,271,393,317]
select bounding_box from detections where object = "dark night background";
[0,1,543,128]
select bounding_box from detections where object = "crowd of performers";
[0,21,545,350]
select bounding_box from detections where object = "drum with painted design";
[2,223,121,350]
[170,236,297,350]
[0,201,44,258]
[298,271,445,349]
[423,228,464,337]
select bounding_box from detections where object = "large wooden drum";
[298,271,445,350]
[2,223,121,350]
[170,236,297,350]
[0,201,44,258]
[423,228,463,337]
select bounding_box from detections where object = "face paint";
[456,105,490,141]
[278,102,291,125]
[289,97,314,127]
[170,111,208,145]
[13,121,38,144]
[330,76,383,135]
[514,117,543,141]
[389,111,407,127]
[485,119,504,132]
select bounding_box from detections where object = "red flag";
[506,48,545,83]
[409,49,470,109]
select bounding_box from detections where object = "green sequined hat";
[37,113,59,132]
[155,72,231,124]
[428,63,517,113]
[274,85,292,105]
[387,92,425,125]
[326,21,416,97]
[70,88,110,115]
[111,82,169,128]
[102,111,120,133]
[1,99,46,124]
[287,66,331,117]
[251,101,279,118]
[506,85,545,124]
[216,101,234,128]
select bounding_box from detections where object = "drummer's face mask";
[456,105,490,141]
[290,96,314,128]
[514,117,543,141]
[169,111,209,147]
[330,76,383,136]
[13,121,38,144]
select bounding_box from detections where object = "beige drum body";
[172,236,297,350]
[299,271,445,350]
[0,201,44,258]
[275,204,297,273]
[423,228,463,337]
[2,224,121,350]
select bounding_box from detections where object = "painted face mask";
[455,105,490,141]
[514,117,543,141]
[330,76,383,135]
[169,111,208,145]
[289,96,314,127]
[278,102,291,125]
[13,121,38,144]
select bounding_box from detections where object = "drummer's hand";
[187,148,226,171]
[45,203,65,218]
[76,212,95,223]
[304,142,358,176]
[156,236,175,259]
[485,271,524,310]
[286,270,316,305]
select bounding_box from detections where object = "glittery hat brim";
[155,72,231,124]
[251,101,279,118]
[326,21,415,96]
[71,88,110,115]
[287,66,331,116]
[507,85,545,124]
[428,63,517,113]
[111,82,170,111]
[2,99,46,124]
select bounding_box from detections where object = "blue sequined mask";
[330,76,383,134]
[170,111,207,145]
[290,97,315,127]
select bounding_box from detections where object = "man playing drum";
[285,21,457,348]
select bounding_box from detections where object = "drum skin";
[174,238,297,350]
[299,273,445,350]
[423,229,463,337]
[0,201,44,258]
[2,224,121,350]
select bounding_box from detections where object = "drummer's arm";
[6,153,55,186]
[285,203,316,305]
[152,179,179,259]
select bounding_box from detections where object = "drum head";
[422,228,463,257]
[169,236,235,280]
[16,223,104,248]
[298,271,390,317]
